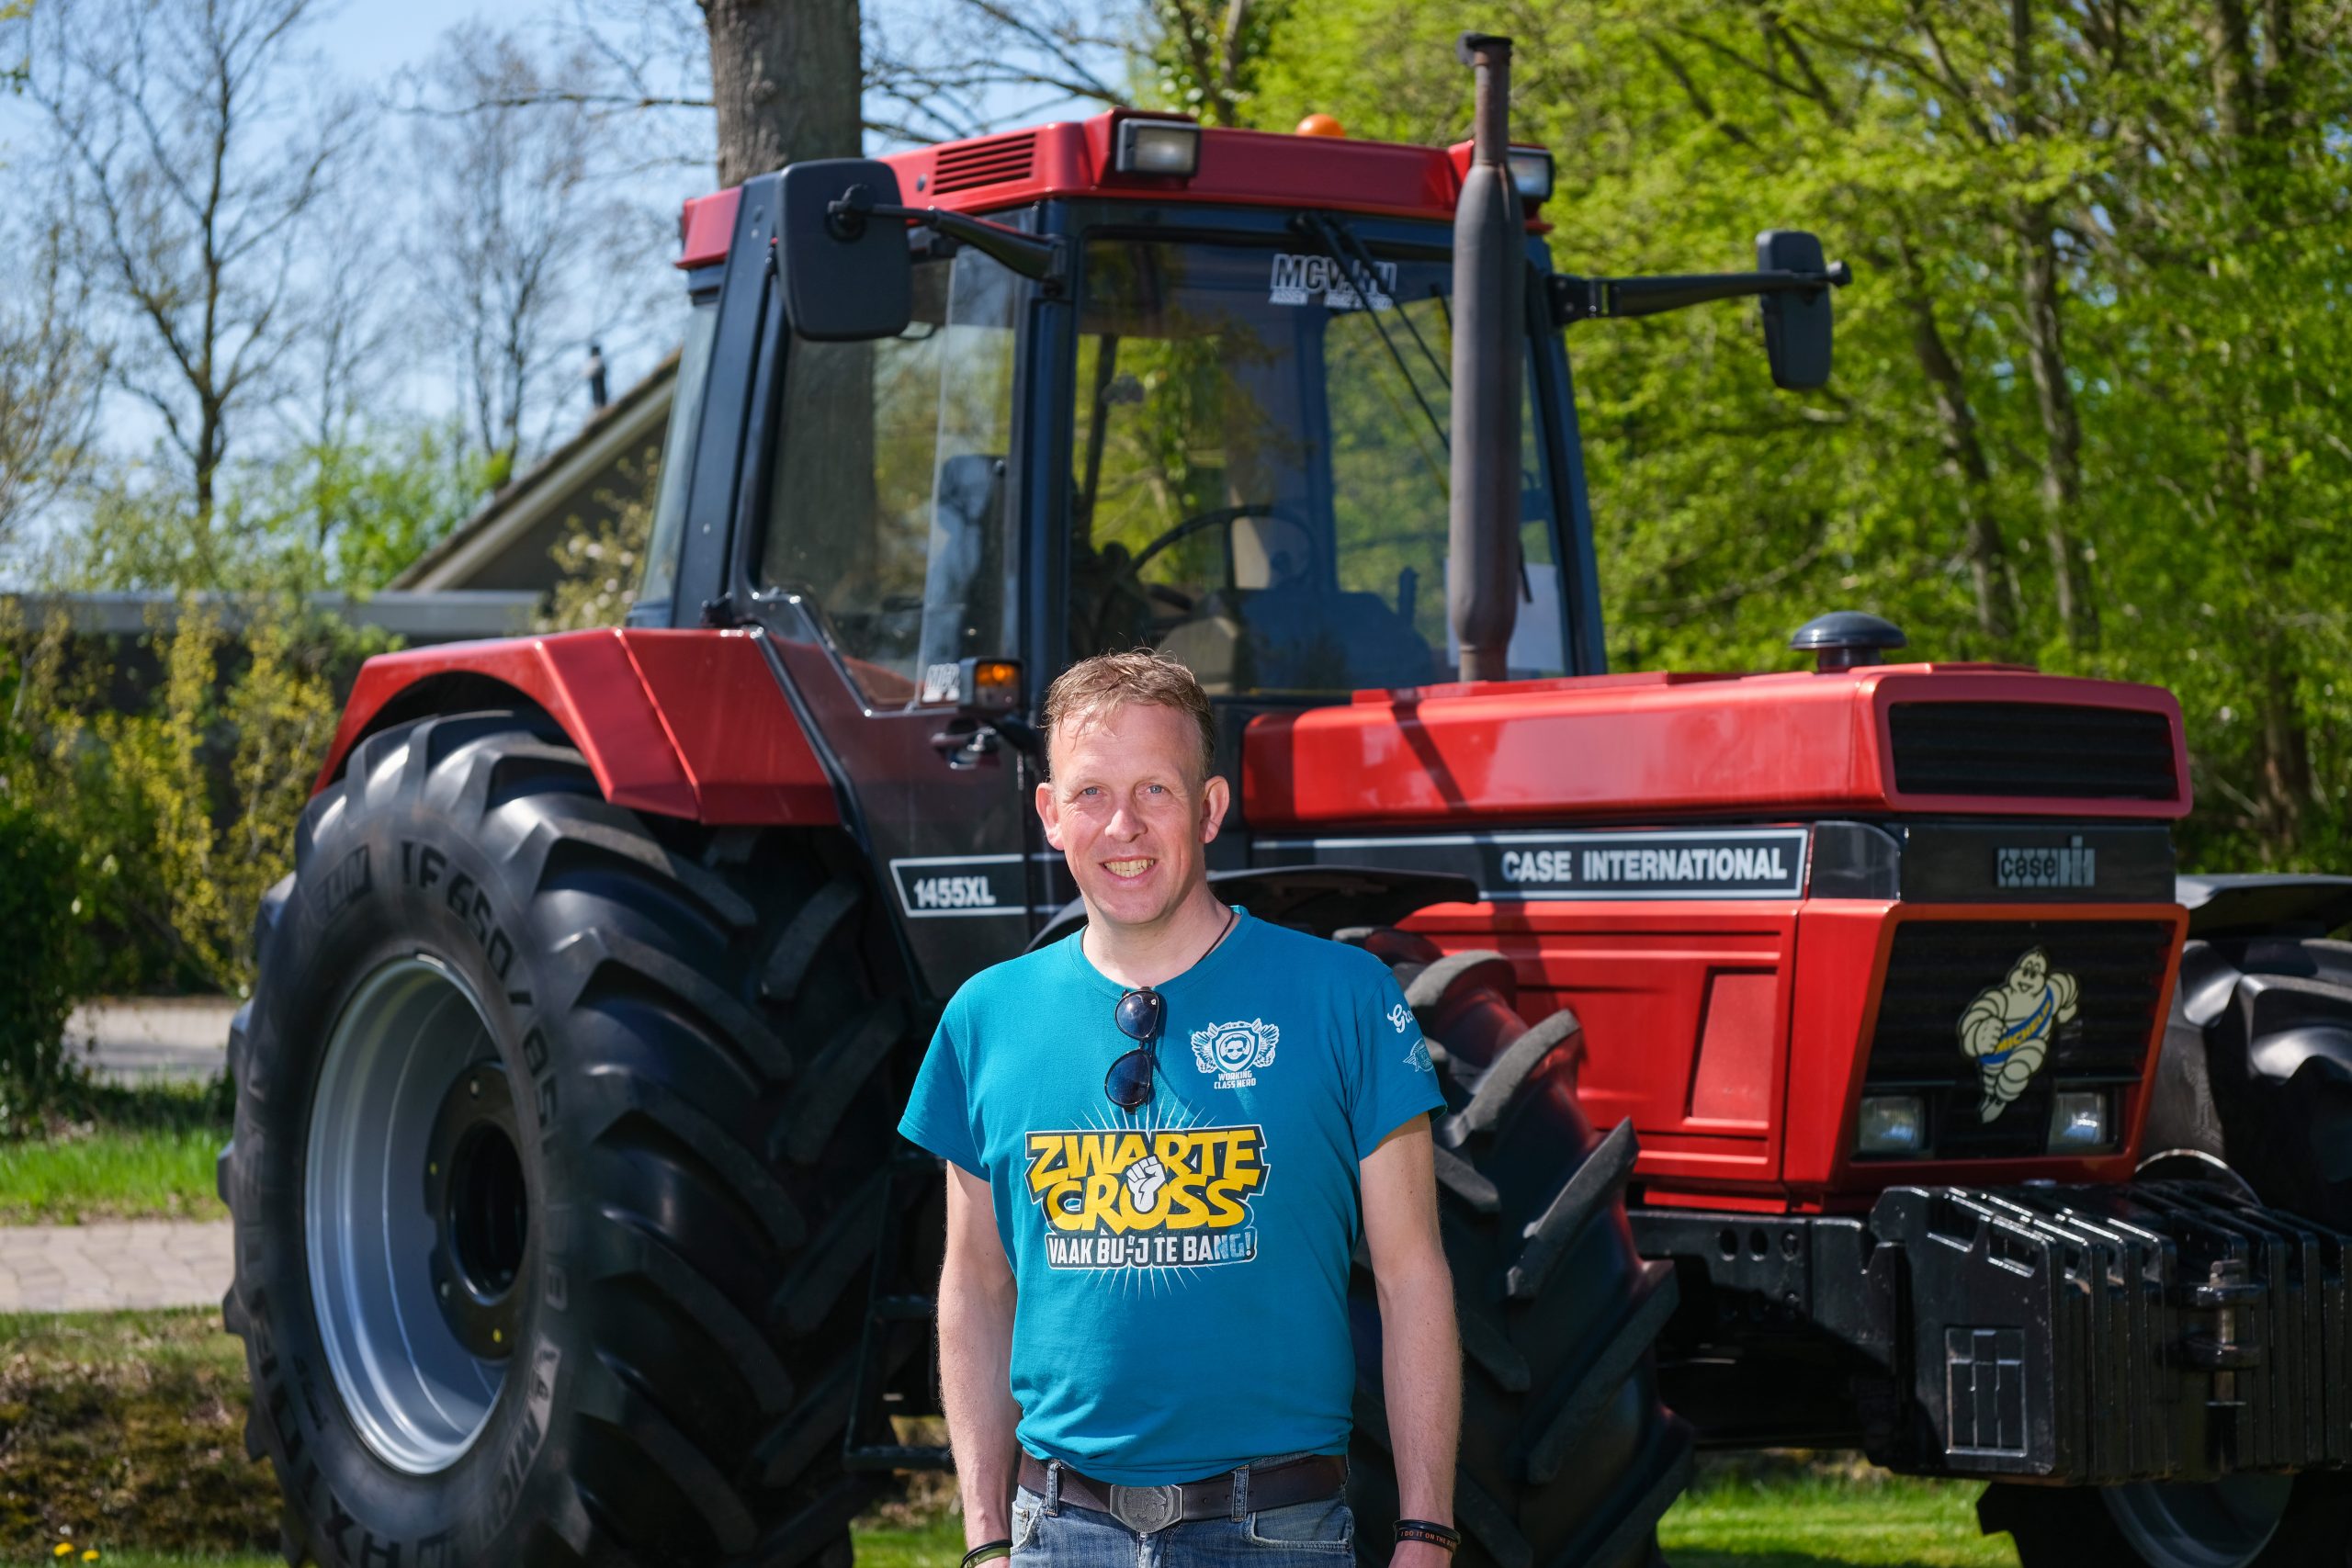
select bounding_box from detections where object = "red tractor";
[220,35,2352,1568]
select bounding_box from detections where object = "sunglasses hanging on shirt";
[1101,905,1237,1113]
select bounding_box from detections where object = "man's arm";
[1361,1116,1461,1568]
[940,1162,1023,1548]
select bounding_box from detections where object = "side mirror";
[1757,230,1833,390]
[779,158,912,342]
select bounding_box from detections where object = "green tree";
[1251,0,2352,870]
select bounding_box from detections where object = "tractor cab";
[630,106,1836,989]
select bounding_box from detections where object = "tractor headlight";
[2047,1089,2112,1152]
[1855,1094,1926,1157]
[1115,119,1201,178]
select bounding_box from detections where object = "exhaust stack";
[1448,31,1523,683]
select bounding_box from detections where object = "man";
[898,649,1463,1568]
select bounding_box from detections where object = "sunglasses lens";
[1115,988,1164,1043]
[1104,1046,1154,1110]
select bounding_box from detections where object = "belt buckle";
[1106,1483,1182,1534]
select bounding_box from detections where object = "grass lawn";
[0,1080,229,1224]
[1662,1466,2018,1567]
[0,1309,2021,1567]
[0,1310,277,1561]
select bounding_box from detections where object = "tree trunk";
[2007,0,2095,651]
[1899,250,2012,643]
[700,0,861,187]
[2015,205,2092,649]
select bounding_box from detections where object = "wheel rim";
[2102,1474,2293,1568]
[307,957,525,1473]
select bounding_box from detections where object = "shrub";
[0,799,88,1108]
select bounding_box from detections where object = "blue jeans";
[1009,1474,1355,1568]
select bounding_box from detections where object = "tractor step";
[842,1141,954,1472]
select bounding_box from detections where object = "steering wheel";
[1125,502,1323,596]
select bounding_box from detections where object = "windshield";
[1068,231,1567,696]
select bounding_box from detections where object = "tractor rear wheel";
[220,712,922,1567]
[1340,929,1691,1568]
[1981,933,2352,1568]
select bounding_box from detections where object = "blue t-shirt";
[897,908,1445,1484]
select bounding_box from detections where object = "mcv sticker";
[1270,252,1396,310]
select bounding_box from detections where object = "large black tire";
[1340,929,1692,1568]
[1981,933,2352,1568]
[220,712,928,1566]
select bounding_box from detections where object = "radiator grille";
[933,132,1036,194]
[1888,702,2179,802]
[1860,919,2175,1160]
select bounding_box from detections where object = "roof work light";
[1507,147,1555,201]
[1115,119,1202,177]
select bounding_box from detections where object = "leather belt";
[1017,1452,1347,1535]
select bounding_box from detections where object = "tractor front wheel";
[220,712,916,1567]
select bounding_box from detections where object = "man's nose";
[1105,802,1148,840]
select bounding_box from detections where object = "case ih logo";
[1995,836,2098,889]
[1256,828,1808,901]
[1500,841,1795,889]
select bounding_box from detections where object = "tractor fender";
[315,626,839,826]
[2177,872,2352,941]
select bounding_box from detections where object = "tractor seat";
[1159,583,1436,695]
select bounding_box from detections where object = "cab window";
[763,248,1020,705]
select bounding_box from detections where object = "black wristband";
[1394,1519,1462,1553]
[962,1540,1013,1568]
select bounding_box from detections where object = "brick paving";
[0,1220,232,1313]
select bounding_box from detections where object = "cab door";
[744,243,1047,996]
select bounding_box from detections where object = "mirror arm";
[828,185,1069,292]
[1547,263,1849,327]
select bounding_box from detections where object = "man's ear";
[1198,773,1231,845]
[1035,779,1065,850]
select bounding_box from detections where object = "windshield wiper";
[1294,212,1450,455]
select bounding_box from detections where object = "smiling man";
[897,649,1463,1568]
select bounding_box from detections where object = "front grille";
[933,132,1036,194]
[1888,702,2179,801]
[1860,919,2175,1160]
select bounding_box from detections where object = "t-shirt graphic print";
[897,908,1443,1484]
[1025,1119,1269,1273]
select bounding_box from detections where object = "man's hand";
[1124,1153,1167,1212]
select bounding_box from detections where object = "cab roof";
[679,109,1521,270]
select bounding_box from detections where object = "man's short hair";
[1042,649,1217,783]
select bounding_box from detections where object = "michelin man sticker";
[1193,1019,1280,1089]
[1957,947,2079,1122]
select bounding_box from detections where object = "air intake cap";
[1791,611,1906,671]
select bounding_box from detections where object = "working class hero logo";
[1023,1125,1270,1273]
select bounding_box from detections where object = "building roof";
[3,589,541,643]
[392,352,679,593]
